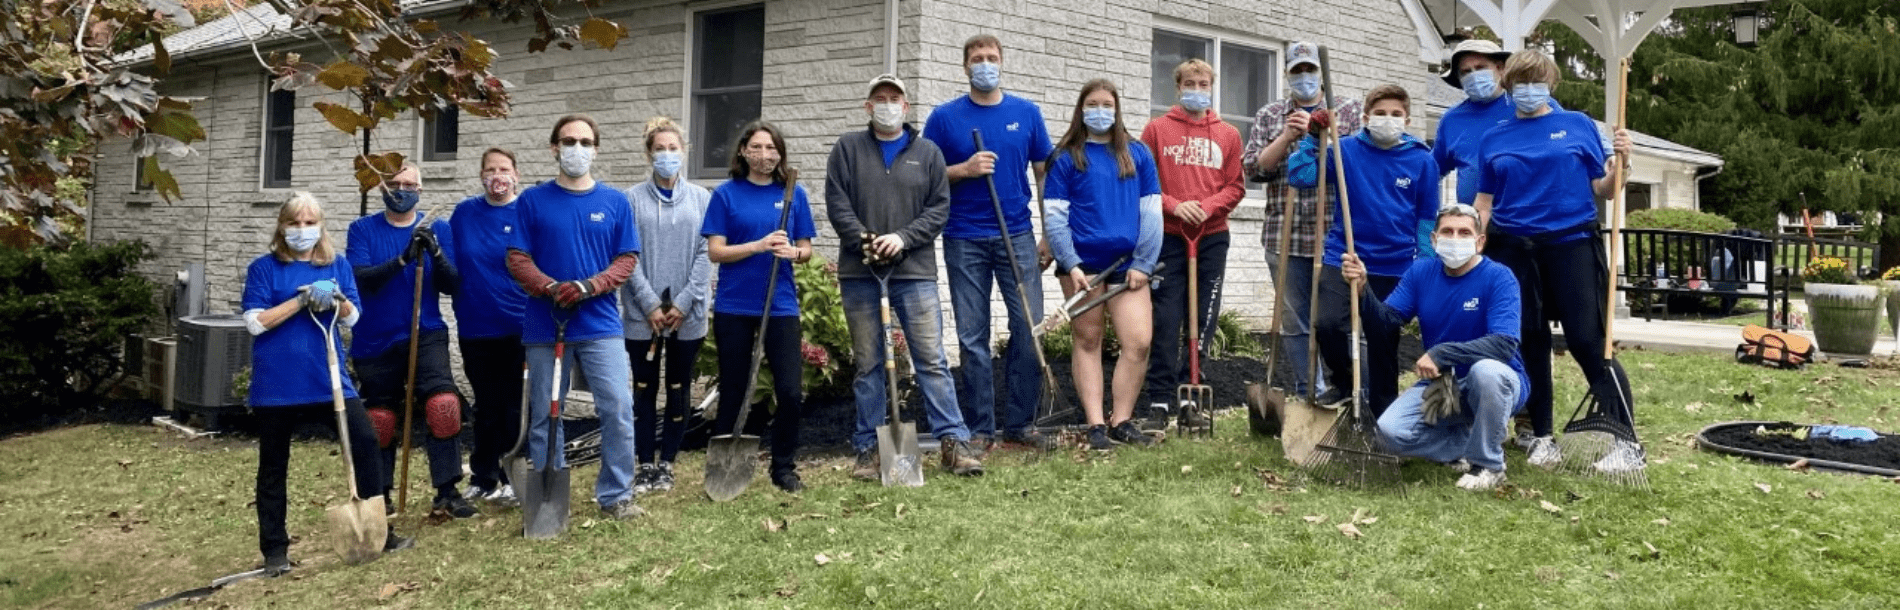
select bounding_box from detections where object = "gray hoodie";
[824,123,950,280]
[621,179,713,340]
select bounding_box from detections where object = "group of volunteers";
[237,32,1643,572]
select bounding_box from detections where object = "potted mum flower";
[1801,257,1882,355]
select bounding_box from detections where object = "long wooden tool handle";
[1605,58,1630,359]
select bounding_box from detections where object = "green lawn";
[3,351,1898,609]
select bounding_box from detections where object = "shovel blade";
[876,422,924,488]
[520,466,570,540]
[1279,397,1341,465]
[325,494,387,565]
[703,434,760,502]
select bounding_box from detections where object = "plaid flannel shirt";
[1241,96,1364,256]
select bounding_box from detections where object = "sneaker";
[1141,402,1173,433]
[1315,388,1352,410]
[771,469,805,494]
[1085,425,1114,451]
[1000,428,1058,451]
[433,493,480,519]
[1444,458,1472,473]
[851,450,879,481]
[1108,420,1159,447]
[383,530,415,553]
[601,496,646,520]
[262,549,293,576]
[486,484,518,506]
[631,463,657,494]
[941,439,985,476]
[462,484,494,502]
[1527,435,1562,469]
[1592,439,1647,475]
[1456,468,1507,491]
[652,462,675,492]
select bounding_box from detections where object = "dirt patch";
[1702,422,1900,472]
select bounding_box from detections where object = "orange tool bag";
[1735,324,1814,369]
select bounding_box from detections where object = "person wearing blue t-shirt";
[1341,204,1527,491]
[1287,85,1439,417]
[505,114,647,520]
[1473,50,1638,473]
[920,34,1057,452]
[346,162,474,519]
[243,193,408,573]
[703,121,818,494]
[1044,79,1164,452]
[622,117,713,495]
[448,147,529,505]
[1434,39,1518,207]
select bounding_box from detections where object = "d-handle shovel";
[705,166,799,502]
[500,364,532,513]
[872,267,924,487]
[522,315,573,539]
[1177,228,1215,438]
[314,308,387,565]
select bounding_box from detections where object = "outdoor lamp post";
[1732,6,1759,46]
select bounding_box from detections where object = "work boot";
[433,492,479,519]
[1000,428,1058,451]
[968,434,995,459]
[262,548,293,576]
[383,530,415,553]
[852,450,879,481]
[941,439,984,476]
[1109,420,1159,447]
[771,469,804,494]
[601,496,646,520]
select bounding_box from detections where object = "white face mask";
[1437,237,1479,269]
[1366,115,1406,148]
[872,103,905,131]
[284,225,321,252]
[558,144,595,178]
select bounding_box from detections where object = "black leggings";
[712,314,804,473]
[1486,233,1612,436]
[1316,265,1402,417]
[459,335,524,490]
[628,336,705,465]
[255,399,382,557]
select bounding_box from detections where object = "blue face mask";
[1289,72,1321,101]
[382,189,419,214]
[1511,83,1551,114]
[1461,69,1500,101]
[969,62,1001,92]
[1083,107,1117,134]
[652,151,683,179]
[1179,89,1211,112]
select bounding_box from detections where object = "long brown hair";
[270,191,336,266]
[1054,79,1135,178]
[727,120,792,184]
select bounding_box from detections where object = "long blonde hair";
[270,191,337,265]
[643,116,687,153]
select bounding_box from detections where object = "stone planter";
[1885,281,1900,350]
[1804,283,1884,356]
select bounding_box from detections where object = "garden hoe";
[973,129,1068,428]
[871,263,924,487]
[1176,225,1214,438]
[523,313,573,539]
[705,166,798,501]
[313,307,387,564]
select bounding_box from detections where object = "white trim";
[1147,20,1282,120]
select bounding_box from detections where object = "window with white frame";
[262,85,295,188]
[1149,28,1277,137]
[691,4,765,179]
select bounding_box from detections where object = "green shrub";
[694,255,855,404]
[0,240,159,427]
[1625,208,1736,233]
[1206,310,1264,360]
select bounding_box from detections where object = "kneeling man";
[1341,203,1526,490]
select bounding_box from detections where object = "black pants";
[1144,231,1230,404]
[355,329,464,497]
[712,314,804,474]
[255,399,382,558]
[459,335,524,491]
[627,336,705,464]
[1316,264,1402,417]
[1486,233,1612,435]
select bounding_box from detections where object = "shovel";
[313,307,386,565]
[522,314,573,539]
[1176,226,1214,438]
[500,364,531,509]
[705,166,799,502]
[1252,185,1299,437]
[872,265,924,487]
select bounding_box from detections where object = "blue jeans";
[944,232,1043,437]
[843,276,970,453]
[1375,359,1523,472]
[526,337,635,507]
[1264,251,1325,396]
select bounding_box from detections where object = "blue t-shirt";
[922,93,1054,239]
[448,195,527,339]
[1433,96,1564,204]
[243,254,361,407]
[1315,134,1439,277]
[1476,109,1606,239]
[1045,142,1162,273]
[509,181,643,344]
[346,213,454,358]
[1383,257,1529,408]
[878,130,910,168]
[702,179,817,317]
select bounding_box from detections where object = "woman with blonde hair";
[241,192,408,575]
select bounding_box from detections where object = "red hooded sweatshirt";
[1139,105,1247,237]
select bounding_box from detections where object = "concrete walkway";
[1608,316,1897,360]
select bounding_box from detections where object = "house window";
[1149,28,1277,136]
[691,4,764,179]
[135,156,152,192]
[262,86,295,188]
[422,106,459,161]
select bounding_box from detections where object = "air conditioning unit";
[174,314,252,427]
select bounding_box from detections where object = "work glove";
[553,279,596,308]
[1309,108,1333,132]
[301,279,339,312]
[403,225,441,265]
[1420,373,1460,426]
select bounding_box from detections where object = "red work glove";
[1309,108,1333,132]
[553,280,594,307]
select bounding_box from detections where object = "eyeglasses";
[558,137,597,148]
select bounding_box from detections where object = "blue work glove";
[1812,425,1878,443]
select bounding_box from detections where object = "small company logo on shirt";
[1549,130,1568,140]
[1463,297,1480,311]
[774,200,785,210]
[589,212,605,222]
[1006,122,1020,132]
[906,160,920,166]
[503,225,512,233]
[1395,177,1412,188]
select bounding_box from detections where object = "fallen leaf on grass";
[1604,570,1620,581]
[1303,514,1326,524]
[762,517,783,533]
[376,581,420,600]
[775,573,799,597]
[1539,500,1564,514]
[1262,503,1288,515]
[1636,541,1661,561]
[1336,522,1364,539]
[1348,508,1377,525]
[117,459,134,468]
[1652,517,1671,527]
[813,553,830,566]
[1806,489,1826,499]
[1230,484,1243,497]
[1683,401,1706,413]
[1787,459,1810,472]
[1755,483,1773,494]
[895,503,906,519]
[1181,465,1193,474]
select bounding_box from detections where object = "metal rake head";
[1299,410,1405,493]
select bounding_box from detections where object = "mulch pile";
[1701,421,1900,472]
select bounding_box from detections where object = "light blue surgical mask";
[1179,89,1211,112]
[969,62,1001,92]
[1083,107,1116,134]
[652,151,682,179]
[1461,69,1500,101]
[284,226,321,252]
[558,144,595,178]
[1511,83,1551,115]
[1289,72,1321,101]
